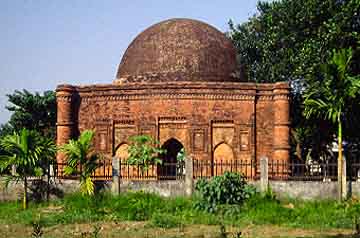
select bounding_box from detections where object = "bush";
[150,212,182,228]
[194,172,256,212]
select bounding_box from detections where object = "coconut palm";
[0,128,56,209]
[60,130,101,196]
[304,48,360,200]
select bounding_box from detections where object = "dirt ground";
[0,222,356,238]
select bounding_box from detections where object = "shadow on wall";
[28,179,111,203]
[29,179,65,203]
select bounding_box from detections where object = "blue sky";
[0,0,261,124]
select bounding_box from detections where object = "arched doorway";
[115,143,129,160]
[115,143,132,179]
[213,142,234,175]
[159,138,184,179]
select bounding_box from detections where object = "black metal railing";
[119,160,185,180]
[55,160,112,180]
[53,158,360,182]
[193,159,256,180]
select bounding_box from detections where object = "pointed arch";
[115,142,129,160]
[213,142,234,162]
[161,138,184,163]
[158,138,184,179]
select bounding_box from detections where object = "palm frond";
[80,177,94,196]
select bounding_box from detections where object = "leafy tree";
[127,135,165,171]
[229,0,359,84]
[5,90,56,139]
[0,123,14,139]
[229,0,360,160]
[60,130,101,196]
[304,48,360,199]
[0,129,56,209]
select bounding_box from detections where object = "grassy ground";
[0,192,357,237]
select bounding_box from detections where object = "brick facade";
[56,19,290,177]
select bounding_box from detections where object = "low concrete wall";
[0,177,183,201]
[0,178,82,201]
[119,180,186,197]
[250,180,360,200]
[1,177,360,201]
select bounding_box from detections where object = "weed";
[31,220,43,238]
[150,212,182,228]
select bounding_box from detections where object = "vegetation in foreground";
[0,191,358,237]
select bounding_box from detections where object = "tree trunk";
[338,119,344,201]
[23,176,27,210]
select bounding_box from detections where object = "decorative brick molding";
[55,19,291,176]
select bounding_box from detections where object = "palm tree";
[0,128,56,209]
[304,48,360,200]
[59,130,101,196]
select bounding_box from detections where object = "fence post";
[11,165,16,176]
[112,156,120,195]
[260,156,269,193]
[185,156,194,197]
[342,158,347,199]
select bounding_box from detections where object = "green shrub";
[343,197,360,234]
[150,212,182,228]
[194,172,256,212]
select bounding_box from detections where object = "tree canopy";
[0,129,56,208]
[1,90,56,139]
[229,0,359,85]
[229,0,360,160]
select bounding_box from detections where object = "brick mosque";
[56,18,290,176]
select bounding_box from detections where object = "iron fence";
[193,159,256,179]
[55,160,112,180]
[268,160,338,181]
[53,158,360,182]
[119,161,185,180]
[347,160,360,181]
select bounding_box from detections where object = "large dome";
[114,18,240,84]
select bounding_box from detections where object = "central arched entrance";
[213,142,234,176]
[158,138,184,179]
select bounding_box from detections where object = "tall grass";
[0,191,354,230]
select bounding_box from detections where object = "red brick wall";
[56,82,290,176]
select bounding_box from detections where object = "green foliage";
[176,147,186,162]
[229,0,359,84]
[5,90,56,139]
[0,123,14,139]
[0,191,357,231]
[229,0,360,161]
[342,198,360,234]
[194,172,256,212]
[304,48,360,124]
[304,48,360,194]
[127,135,165,171]
[0,128,56,209]
[150,212,182,228]
[60,130,101,196]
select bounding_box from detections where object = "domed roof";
[114,18,240,84]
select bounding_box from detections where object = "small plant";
[219,223,227,238]
[31,220,43,238]
[264,186,277,200]
[344,197,360,235]
[60,130,102,196]
[91,224,101,238]
[127,135,165,171]
[150,212,181,228]
[194,172,256,212]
